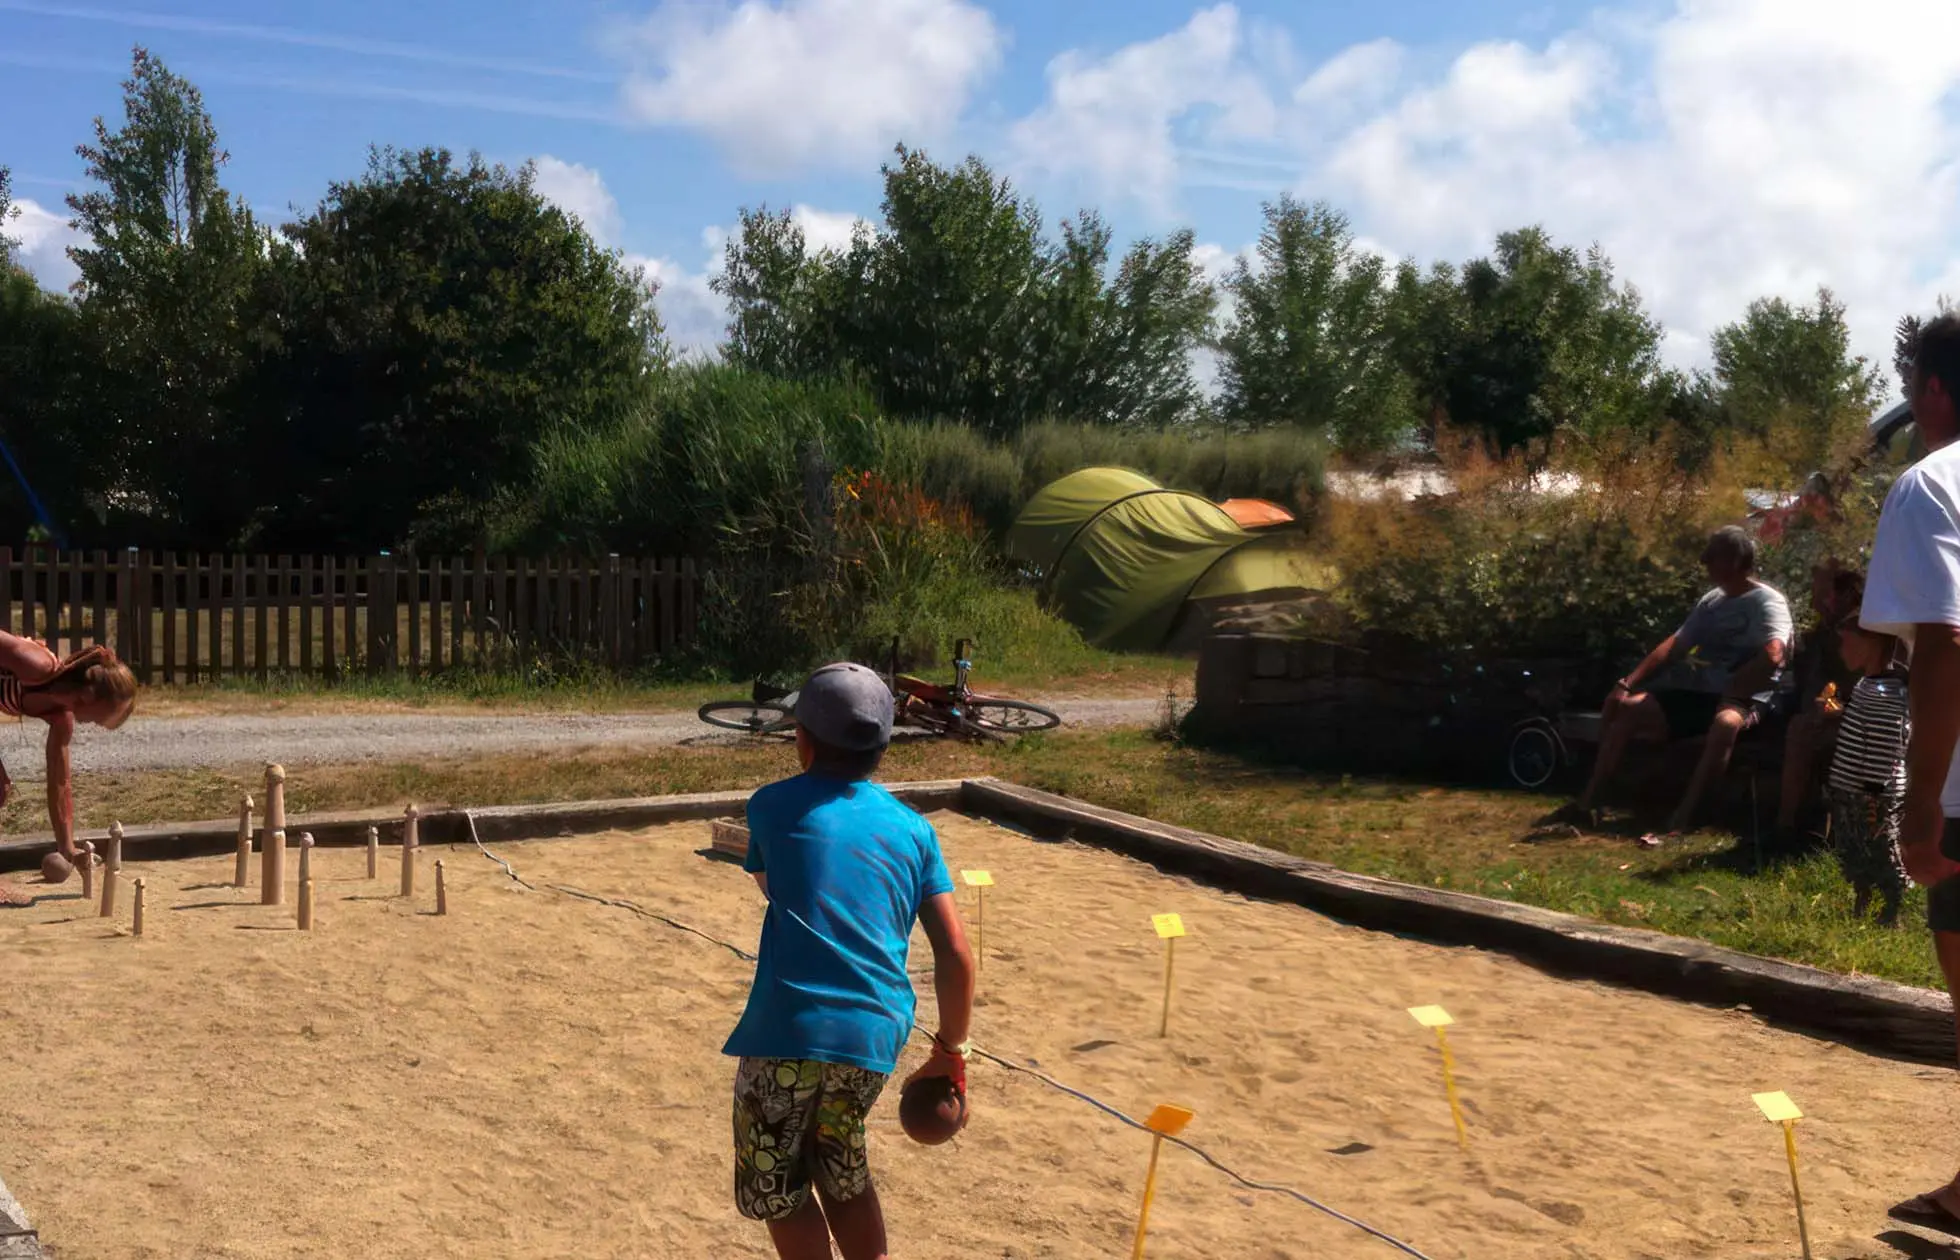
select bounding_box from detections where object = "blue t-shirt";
[722,774,954,1075]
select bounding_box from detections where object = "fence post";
[184,553,200,685]
[91,549,108,651]
[115,552,134,670]
[366,553,389,677]
[276,555,292,674]
[680,558,697,646]
[513,557,529,675]
[252,554,269,682]
[320,556,336,679]
[427,556,444,673]
[406,553,422,678]
[471,548,487,666]
[160,551,177,685]
[67,548,83,659]
[130,550,152,684]
[299,555,314,675]
[343,556,360,678]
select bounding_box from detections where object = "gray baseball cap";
[794,662,894,752]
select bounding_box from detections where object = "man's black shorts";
[1932,820,1960,933]
[1651,689,1735,740]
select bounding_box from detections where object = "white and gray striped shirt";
[1827,674,1909,797]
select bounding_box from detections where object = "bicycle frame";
[893,639,976,729]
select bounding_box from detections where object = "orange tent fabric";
[1218,498,1295,530]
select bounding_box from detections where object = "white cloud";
[621,0,1004,175]
[1294,37,1404,111]
[790,204,868,254]
[531,156,624,248]
[1012,0,1960,377]
[637,254,726,355]
[1011,4,1275,211]
[1306,0,1960,374]
[8,198,81,292]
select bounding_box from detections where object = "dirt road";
[0,698,1159,778]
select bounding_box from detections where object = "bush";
[1329,443,1730,673]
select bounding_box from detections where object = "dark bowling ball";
[897,1074,966,1146]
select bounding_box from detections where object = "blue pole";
[0,429,64,549]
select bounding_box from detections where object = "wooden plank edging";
[0,779,969,872]
[956,778,1959,1066]
[0,1172,47,1260]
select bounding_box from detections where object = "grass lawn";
[25,722,1943,991]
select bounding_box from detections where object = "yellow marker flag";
[1754,1092,1812,1260]
[1154,915,1187,1035]
[1132,1104,1195,1259]
[962,870,993,970]
[1408,1006,1468,1150]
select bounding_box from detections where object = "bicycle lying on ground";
[695,639,1061,740]
[696,678,799,735]
[892,639,1061,738]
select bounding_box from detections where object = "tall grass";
[492,365,884,555]
[883,418,1329,535]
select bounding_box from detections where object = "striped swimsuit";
[0,669,23,719]
[1826,673,1909,900]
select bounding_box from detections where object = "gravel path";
[0,697,1160,779]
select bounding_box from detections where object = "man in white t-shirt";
[1864,312,1960,1238]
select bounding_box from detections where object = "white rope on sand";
[458,815,1438,1259]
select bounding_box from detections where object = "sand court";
[3,808,1959,1258]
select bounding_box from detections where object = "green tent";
[1008,467,1320,650]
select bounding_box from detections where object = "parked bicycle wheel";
[965,699,1062,734]
[1506,718,1565,790]
[698,700,795,734]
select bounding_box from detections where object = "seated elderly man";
[1558,526,1794,844]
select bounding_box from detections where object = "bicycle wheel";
[698,700,795,734]
[965,699,1062,734]
[1506,720,1564,790]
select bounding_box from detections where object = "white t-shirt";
[1861,441,1960,815]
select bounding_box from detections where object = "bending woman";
[0,633,137,883]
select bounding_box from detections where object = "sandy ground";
[3,812,1959,1259]
[0,699,1156,781]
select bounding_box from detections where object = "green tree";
[1216,197,1413,450]
[713,205,861,381]
[1395,227,1671,454]
[257,147,665,550]
[1704,287,1883,474]
[0,166,17,260]
[712,146,1215,435]
[66,47,269,545]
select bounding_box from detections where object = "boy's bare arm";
[917,892,974,1051]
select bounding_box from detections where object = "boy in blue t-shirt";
[724,661,976,1260]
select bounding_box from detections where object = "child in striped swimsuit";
[1824,613,1910,925]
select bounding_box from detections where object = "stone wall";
[1191,634,1585,777]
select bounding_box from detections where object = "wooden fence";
[0,547,701,683]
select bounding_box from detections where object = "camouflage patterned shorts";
[731,1056,888,1221]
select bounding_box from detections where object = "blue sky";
[7,0,1960,379]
